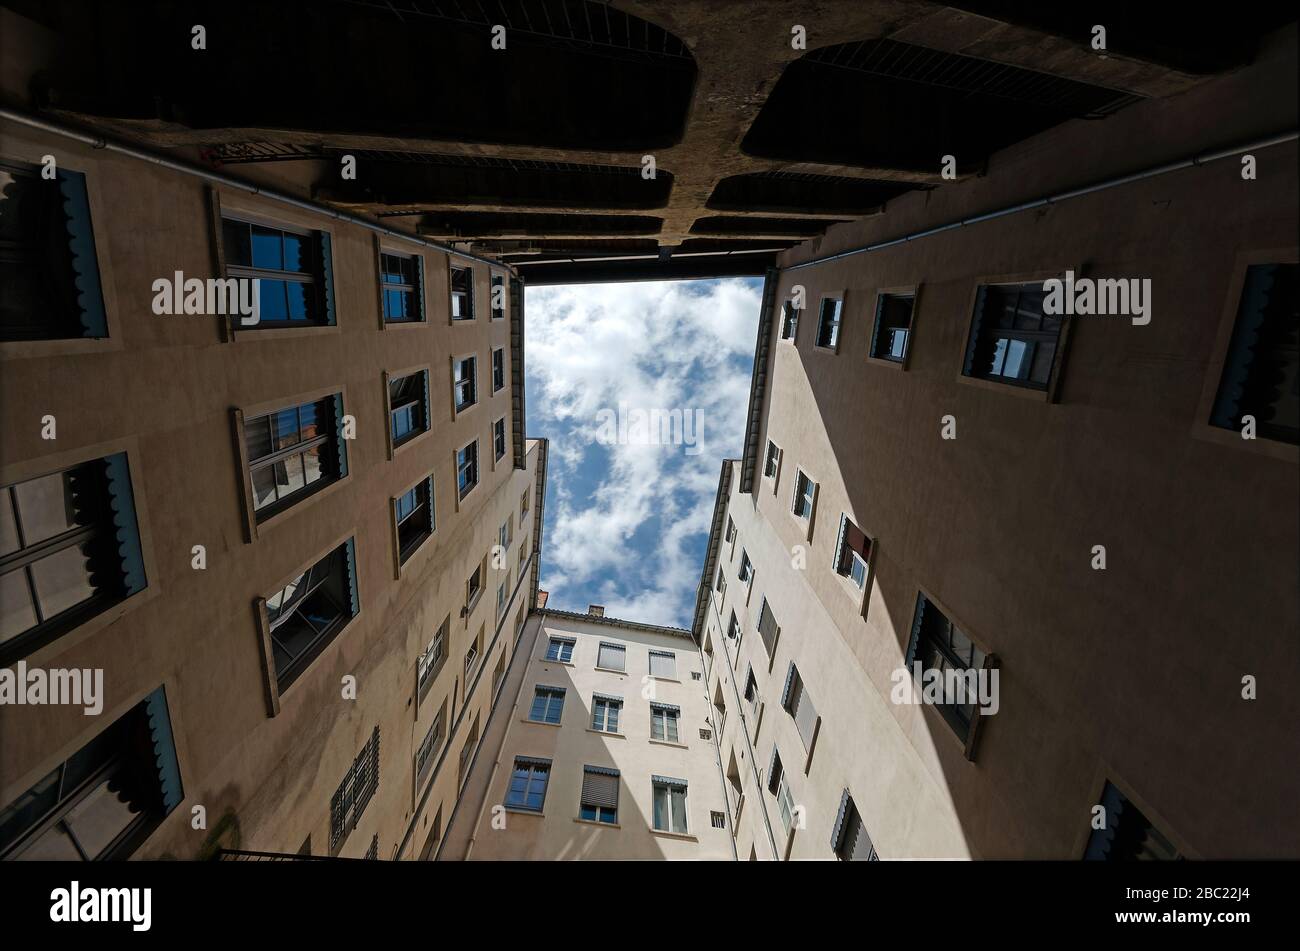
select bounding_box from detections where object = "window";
[592,694,622,733]
[493,417,507,462]
[517,547,527,586]
[768,749,796,833]
[394,476,434,564]
[831,790,879,861]
[0,686,181,860]
[815,297,842,350]
[244,395,346,520]
[700,728,712,741]
[1084,781,1181,860]
[0,453,146,665]
[782,664,819,751]
[744,668,759,711]
[691,671,702,681]
[780,300,799,341]
[450,265,474,319]
[505,757,550,812]
[763,440,781,479]
[0,160,107,341]
[714,565,727,596]
[496,580,507,623]
[648,650,677,680]
[453,356,477,412]
[725,516,736,542]
[222,217,333,328]
[738,551,753,584]
[870,292,915,362]
[710,811,726,829]
[458,716,479,787]
[520,488,530,519]
[466,562,483,609]
[650,703,680,743]
[265,540,358,692]
[545,637,574,663]
[380,250,423,322]
[1211,263,1299,444]
[456,440,479,500]
[490,273,506,320]
[417,618,448,703]
[963,281,1063,390]
[529,686,566,724]
[757,598,780,659]
[579,766,619,824]
[792,470,816,520]
[464,630,481,678]
[492,652,506,696]
[597,641,625,672]
[330,726,379,853]
[415,707,445,790]
[834,514,872,589]
[491,347,506,393]
[906,594,988,741]
[388,370,430,448]
[726,611,740,642]
[499,516,513,552]
[651,777,689,834]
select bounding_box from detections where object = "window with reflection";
[222,218,333,328]
[380,251,423,322]
[264,540,357,691]
[388,371,429,449]
[244,395,345,520]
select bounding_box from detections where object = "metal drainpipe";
[0,107,510,272]
[785,130,1298,272]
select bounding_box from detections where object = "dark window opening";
[265,540,357,692]
[245,395,344,521]
[870,293,915,362]
[963,282,1062,390]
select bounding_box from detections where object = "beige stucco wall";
[451,612,735,859]
[0,119,542,861]
[710,24,1299,860]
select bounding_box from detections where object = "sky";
[525,277,763,629]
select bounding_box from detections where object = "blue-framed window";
[388,370,430,448]
[963,282,1062,390]
[1210,263,1298,445]
[505,758,550,812]
[456,441,479,500]
[453,356,477,412]
[222,217,335,328]
[380,251,424,322]
[529,686,566,724]
[244,394,347,521]
[1,452,146,665]
[265,539,359,691]
[395,476,434,564]
[0,686,182,860]
[0,160,107,341]
[545,636,574,662]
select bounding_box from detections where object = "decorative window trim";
[866,283,922,370]
[1192,246,1299,463]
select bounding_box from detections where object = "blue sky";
[525,277,763,628]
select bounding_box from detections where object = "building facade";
[695,22,1299,860]
[0,115,547,862]
[444,608,734,859]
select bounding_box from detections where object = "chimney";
[536,590,549,609]
[588,604,605,617]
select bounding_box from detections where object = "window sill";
[586,728,626,739]
[522,718,562,727]
[649,829,697,842]
[543,659,576,668]
[573,818,620,829]
[503,807,544,817]
[649,738,689,750]
[650,676,680,685]
[594,666,626,675]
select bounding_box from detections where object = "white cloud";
[526,278,761,627]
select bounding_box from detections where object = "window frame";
[867,284,920,369]
[491,346,506,393]
[385,367,431,456]
[651,777,690,835]
[814,295,844,353]
[504,757,551,813]
[449,263,475,321]
[220,214,333,331]
[392,473,435,573]
[378,246,425,324]
[596,641,626,672]
[455,439,480,503]
[958,269,1074,403]
[451,353,478,416]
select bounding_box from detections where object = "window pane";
[30,545,95,618]
[12,472,77,545]
[62,778,139,859]
[0,568,38,642]
[250,226,283,270]
[0,494,19,556]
